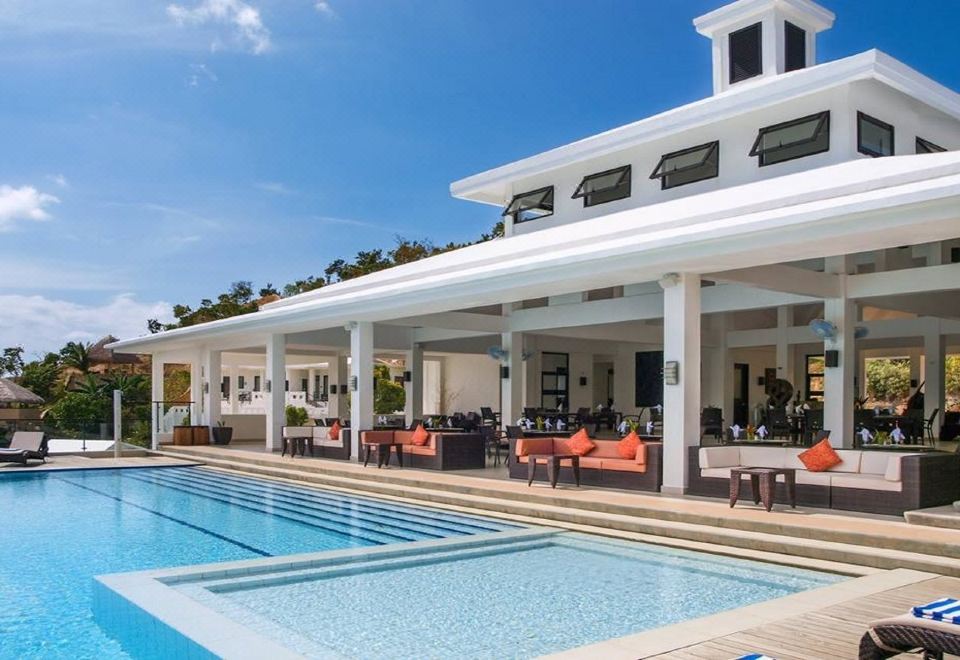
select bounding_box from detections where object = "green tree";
[865,358,911,404]
[373,364,405,414]
[0,346,24,377]
[46,391,109,437]
[18,352,60,401]
[60,341,93,374]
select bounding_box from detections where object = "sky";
[1,0,959,356]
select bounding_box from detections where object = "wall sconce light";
[329,384,338,395]
[663,361,680,386]
[579,376,588,387]
[500,366,510,379]
[349,376,358,391]
[203,382,209,394]
[403,371,412,383]
[825,350,839,368]
[265,380,272,393]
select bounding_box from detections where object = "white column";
[775,306,792,382]
[500,331,523,427]
[189,351,202,426]
[405,343,424,426]
[307,368,316,401]
[201,349,222,436]
[150,353,164,450]
[823,297,856,448]
[349,322,374,457]
[661,273,701,494]
[924,329,946,436]
[265,334,286,452]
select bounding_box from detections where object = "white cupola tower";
[694,0,835,95]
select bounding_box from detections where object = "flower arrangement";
[746,424,756,441]
[875,431,891,445]
[535,416,545,431]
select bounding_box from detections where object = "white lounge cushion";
[699,447,740,469]
[312,426,344,447]
[830,473,902,492]
[827,449,863,473]
[884,453,918,482]
[784,448,807,470]
[701,467,733,479]
[859,451,891,477]
[796,470,832,486]
[315,438,343,448]
[738,446,786,469]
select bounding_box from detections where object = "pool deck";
[552,569,960,659]
[0,454,198,472]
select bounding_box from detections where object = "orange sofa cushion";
[587,441,622,459]
[635,441,647,466]
[566,429,596,456]
[328,421,341,441]
[798,438,842,472]
[617,431,641,459]
[402,444,437,457]
[411,424,430,446]
[601,459,647,473]
[516,438,554,457]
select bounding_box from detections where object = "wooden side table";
[729,467,796,512]
[526,453,580,488]
[362,442,403,468]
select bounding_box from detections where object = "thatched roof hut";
[89,335,142,366]
[0,378,44,406]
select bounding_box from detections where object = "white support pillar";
[189,352,203,426]
[201,349,222,436]
[265,334,286,452]
[775,306,792,382]
[349,322,374,457]
[823,297,856,448]
[150,353,164,450]
[307,368,317,401]
[661,273,701,494]
[924,330,946,437]
[405,343,424,426]
[500,331,523,427]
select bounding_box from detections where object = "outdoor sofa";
[0,431,49,465]
[859,612,960,659]
[508,436,662,491]
[688,445,959,515]
[281,424,350,460]
[358,429,484,470]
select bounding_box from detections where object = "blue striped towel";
[912,597,960,623]
[733,655,775,660]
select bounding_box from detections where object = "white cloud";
[255,181,295,195]
[0,293,173,355]
[0,184,59,232]
[314,1,335,17]
[167,0,271,55]
[187,62,218,87]
[46,174,69,188]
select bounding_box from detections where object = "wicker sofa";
[281,425,350,460]
[358,429,484,470]
[508,436,662,491]
[688,445,960,515]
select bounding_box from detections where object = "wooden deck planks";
[649,575,960,659]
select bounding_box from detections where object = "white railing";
[220,393,329,419]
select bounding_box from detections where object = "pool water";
[214,533,843,659]
[0,466,514,659]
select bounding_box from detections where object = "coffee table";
[729,467,796,512]
[362,442,403,468]
[526,453,580,488]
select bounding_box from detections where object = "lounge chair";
[0,431,48,465]
[860,608,960,659]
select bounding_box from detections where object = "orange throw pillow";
[617,431,641,459]
[798,438,841,472]
[411,424,430,446]
[566,428,596,456]
[328,421,341,441]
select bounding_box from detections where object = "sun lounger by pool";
[860,598,960,659]
[0,432,48,465]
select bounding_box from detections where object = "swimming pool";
[165,531,841,659]
[0,466,515,659]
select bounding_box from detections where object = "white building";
[111,0,960,494]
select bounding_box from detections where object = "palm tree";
[75,373,105,397]
[60,341,93,374]
[102,373,147,399]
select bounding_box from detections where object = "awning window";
[503,186,554,223]
[572,165,632,207]
[649,141,719,190]
[916,137,947,154]
[749,111,830,166]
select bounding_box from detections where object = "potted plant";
[285,405,310,427]
[211,419,233,445]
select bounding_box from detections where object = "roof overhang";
[449,50,960,206]
[110,152,960,355]
[693,0,835,38]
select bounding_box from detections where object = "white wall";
[438,354,499,414]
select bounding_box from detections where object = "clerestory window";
[503,186,554,223]
[572,166,632,207]
[749,111,830,166]
[650,141,719,190]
